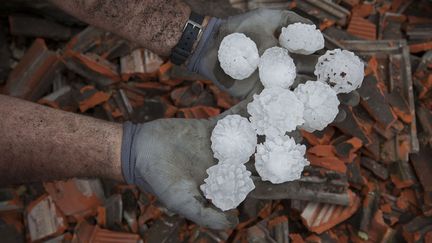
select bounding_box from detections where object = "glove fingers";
[280,10,314,28]
[158,179,238,229]
[338,91,360,106]
[333,107,347,123]
[292,54,319,75]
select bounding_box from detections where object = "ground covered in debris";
[0,0,432,242]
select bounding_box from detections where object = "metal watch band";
[170,12,204,65]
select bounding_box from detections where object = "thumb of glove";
[157,179,239,229]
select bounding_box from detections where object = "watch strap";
[170,12,204,65]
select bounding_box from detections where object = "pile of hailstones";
[200,23,365,211]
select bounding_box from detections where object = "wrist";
[186,17,223,73]
[170,12,206,65]
[191,16,211,54]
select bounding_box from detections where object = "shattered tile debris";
[0,0,432,242]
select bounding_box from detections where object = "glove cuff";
[121,121,137,185]
[186,17,223,73]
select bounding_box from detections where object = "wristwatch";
[170,12,205,65]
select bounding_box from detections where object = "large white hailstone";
[211,115,257,164]
[247,88,304,138]
[279,23,325,55]
[294,81,340,132]
[218,33,259,80]
[258,47,296,89]
[255,135,309,184]
[200,163,255,211]
[314,49,365,94]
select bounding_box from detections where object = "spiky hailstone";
[258,47,296,89]
[211,115,257,164]
[294,81,340,132]
[200,163,255,211]
[218,33,259,80]
[247,88,304,138]
[255,135,309,184]
[314,49,365,94]
[279,23,325,55]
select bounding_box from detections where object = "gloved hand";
[121,100,251,229]
[120,78,358,230]
[187,9,313,99]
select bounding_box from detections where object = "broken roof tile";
[308,145,336,158]
[63,50,120,87]
[301,127,335,146]
[4,38,62,101]
[44,179,104,221]
[176,106,220,119]
[409,41,432,53]
[72,221,142,243]
[358,75,397,130]
[300,190,360,234]
[367,210,393,242]
[289,233,305,243]
[351,4,374,18]
[294,0,350,26]
[360,157,389,180]
[334,137,363,162]
[347,15,377,40]
[208,85,238,110]
[390,160,416,189]
[333,106,372,145]
[26,194,67,242]
[386,91,413,124]
[120,49,163,81]
[78,86,111,112]
[410,148,432,192]
[306,153,347,174]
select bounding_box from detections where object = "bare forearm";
[0,95,123,185]
[50,0,190,57]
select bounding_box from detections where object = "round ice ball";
[211,115,257,164]
[218,33,259,80]
[314,49,365,94]
[255,134,309,184]
[247,88,304,138]
[279,23,325,55]
[200,163,255,211]
[294,81,340,132]
[258,47,296,89]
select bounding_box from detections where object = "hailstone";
[218,33,259,80]
[279,23,325,55]
[247,88,304,138]
[314,49,364,94]
[200,163,255,211]
[211,115,257,164]
[258,47,296,89]
[255,135,310,184]
[294,81,340,132]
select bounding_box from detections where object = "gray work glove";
[120,76,358,230]
[121,101,249,230]
[186,9,359,110]
[187,8,313,99]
